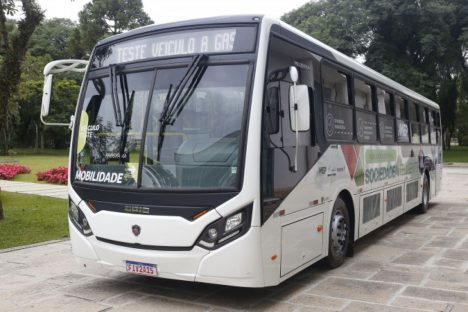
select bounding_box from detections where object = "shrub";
[0,164,31,180]
[36,167,68,185]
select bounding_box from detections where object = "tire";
[417,173,430,213]
[326,197,350,269]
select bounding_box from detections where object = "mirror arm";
[40,113,72,127]
[293,80,298,172]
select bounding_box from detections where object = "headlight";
[197,204,252,250]
[69,199,93,236]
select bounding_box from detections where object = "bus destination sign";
[92,27,257,67]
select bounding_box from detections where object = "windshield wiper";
[119,88,135,164]
[156,54,207,161]
[109,65,123,126]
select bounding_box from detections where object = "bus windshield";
[74,62,250,190]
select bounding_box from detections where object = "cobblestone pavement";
[1,167,468,312]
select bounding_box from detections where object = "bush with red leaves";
[36,167,68,184]
[0,164,31,180]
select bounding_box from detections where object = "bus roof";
[96,15,262,46]
[96,15,439,110]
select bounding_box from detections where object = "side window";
[409,102,420,144]
[322,64,349,105]
[408,101,418,122]
[395,96,409,143]
[354,78,377,143]
[354,78,372,111]
[435,112,441,144]
[421,107,429,144]
[322,63,353,142]
[377,88,395,144]
[377,88,392,115]
[429,110,437,144]
[395,96,406,119]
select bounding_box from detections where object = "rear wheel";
[326,197,350,269]
[417,173,430,213]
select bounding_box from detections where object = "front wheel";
[326,197,350,269]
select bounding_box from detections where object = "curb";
[444,163,468,168]
[0,238,70,254]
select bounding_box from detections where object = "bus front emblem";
[132,225,141,237]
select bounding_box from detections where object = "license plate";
[125,261,158,277]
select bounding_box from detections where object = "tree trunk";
[34,122,38,152]
[0,187,4,220]
[40,131,44,152]
[1,124,8,155]
[0,0,44,156]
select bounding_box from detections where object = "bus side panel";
[261,146,357,286]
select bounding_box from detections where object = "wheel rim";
[331,210,348,257]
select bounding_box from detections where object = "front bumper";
[69,219,265,287]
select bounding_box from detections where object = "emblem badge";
[132,225,141,237]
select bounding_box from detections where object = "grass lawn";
[0,191,68,249]
[443,145,468,163]
[0,148,68,183]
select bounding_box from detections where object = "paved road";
[1,167,468,311]
[0,180,67,199]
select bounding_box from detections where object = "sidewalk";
[0,180,67,199]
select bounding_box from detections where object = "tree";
[78,0,153,54]
[28,18,77,60]
[0,0,43,155]
[11,53,80,150]
[283,0,468,149]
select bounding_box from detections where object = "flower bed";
[0,164,31,180]
[36,167,68,184]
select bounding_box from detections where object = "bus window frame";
[419,105,430,145]
[409,101,421,144]
[375,85,396,145]
[394,95,410,144]
[352,74,378,145]
[320,60,355,144]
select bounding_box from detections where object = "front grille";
[96,237,193,251]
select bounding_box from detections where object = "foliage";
[456,75,468,145]
[0,0,44,155]
[0,163,30,179]
[283,0,468,149]
[78,0,153,54]
[11,53,81,150]
[0,191,68,249]
[36,167,68,184]
[28,18,77,60]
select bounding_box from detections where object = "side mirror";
[41,74,52,117]
[289,85,310,131]
[40,59,88,127]
[289,66,299,83]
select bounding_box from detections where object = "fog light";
[207,228,218,240]
[225,212,242,232]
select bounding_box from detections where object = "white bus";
[41,16,442,287]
